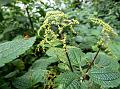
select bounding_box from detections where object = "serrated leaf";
[12,56,57,89]
[95,53,119,70]
[89,68,120,88]
[46,47,67,63]
[67,46,85,66]
[0,37,36,67]
[85,52,119,70]
[55,72,81,89]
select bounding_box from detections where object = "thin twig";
[26,6,34,30]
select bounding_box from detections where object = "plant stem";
[85,48,101,73]
[26,6,34,31]
[65,48,74,72]
[82,48,100,81]
[61,33,74,72]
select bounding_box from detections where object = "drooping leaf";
[0,37,36,67]
[89,68,120,88]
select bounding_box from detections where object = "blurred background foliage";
[0,0,120,89]
[0,0,119,45]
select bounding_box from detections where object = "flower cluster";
[37,11,79,50]
[90,18,118,55]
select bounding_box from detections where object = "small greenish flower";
[37,11,79,50]
[90,18,118,56]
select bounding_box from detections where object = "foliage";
[0,37,36,67]
[0,0,120,89]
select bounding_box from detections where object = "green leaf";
[85,52,119,70]
[95,53,119,70]
[89,68,120,88]
[75,36,84,43]
[108,41,120,60]
[12,56,58,89]
[30,56,58,70]
[55,72,81,89]
[0,37,36,67]
[12,59,25,70]
[80,81,101,89]
[58,63,69,71]
[12,69,47,89]
[67,46,85,66]
[46,47,67,63]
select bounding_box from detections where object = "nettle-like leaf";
[89,68,120,88]
[55,72,81,89]
[46,47,67,63]
[85,52,119,70]
[67,46,85,66]
[12,56,58,89]
[0,37,36,67]
[95,54,119,70]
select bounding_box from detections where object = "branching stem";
[82,48,101,81]
[85,48,101,73]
